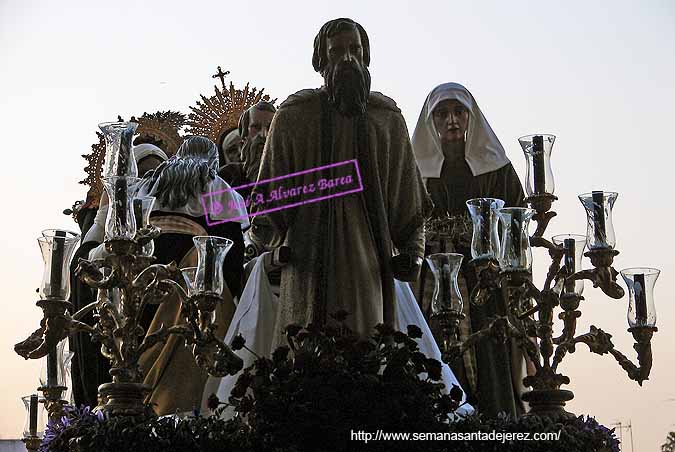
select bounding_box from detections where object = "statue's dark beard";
[241,135,265,182]
[325,60,371,117]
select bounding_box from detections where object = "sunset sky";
[1,1,673,450]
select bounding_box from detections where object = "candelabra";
[15,121,243,420]
[433,134,659,419]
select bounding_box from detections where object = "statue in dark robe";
[250,18,433,347]
[412,82,528,418]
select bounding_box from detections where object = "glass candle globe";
[578,191,618,250]
[621,267,659,328]
[552,234,587,296]
[103,176,141,241]
[132,196,156,255]
[193,236,233,295]
[38,229,80,300]
[519,134,556,196]
[496,207,536,272]
[22,394,45,438]
[181,266,198,297]
[466,198,504,259]
[99,121,139,178]
[427,253,464,315]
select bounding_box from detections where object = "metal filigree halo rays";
[185,67,276,145]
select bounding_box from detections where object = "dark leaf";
[407,324,423,339]
[272,345,290,363]
[231,334,246,351]
[206,393,220,411]
[393,331,407,344]
[449,384,464,403]
[425,358,443,381]
[374,323,395,337]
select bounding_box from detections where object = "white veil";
[411,82,510,178]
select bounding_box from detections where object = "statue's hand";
[391,254,422,282]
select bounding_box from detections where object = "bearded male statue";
[251,18,433,345]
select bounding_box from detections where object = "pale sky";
[1,1,674,450]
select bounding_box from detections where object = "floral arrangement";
[40,316,619,452]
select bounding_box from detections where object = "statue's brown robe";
[252,89,433,347]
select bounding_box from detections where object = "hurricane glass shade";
[21,394,45,437]
[39,338,71,388]
[496,207,535,272]
[621,267,659,328]
[99,121,139,178]
[181,266,198,297]
[578,191,618,250]
[193,236,233,295]
[552,234,587,296]
[38,229,79,300]
[427,253,464,315]
[519,134,556,196]
[103,176,141,241]
[466,198,504,259]
[133,196,156,256]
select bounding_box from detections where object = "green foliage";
[42,320,619,452]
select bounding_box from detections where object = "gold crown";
[132,110,186,157]
[79,131,107,211]
[185,66,276,143]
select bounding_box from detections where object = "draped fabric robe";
[252,89,433,347]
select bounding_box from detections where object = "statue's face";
[323,26,370,117]
[220,130,242,164]
[326,28,364,68]
[240,108,274,181]
[246,108,274,142]
[432,99,470,144]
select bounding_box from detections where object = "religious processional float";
[11,68,652,452]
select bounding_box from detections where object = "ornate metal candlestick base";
[97,382,154,417]
[22,436,41,452]
[521,388,575,420]
[39,385,68,423]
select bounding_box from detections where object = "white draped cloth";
[204,257,474,417]
[202,253,279,416]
